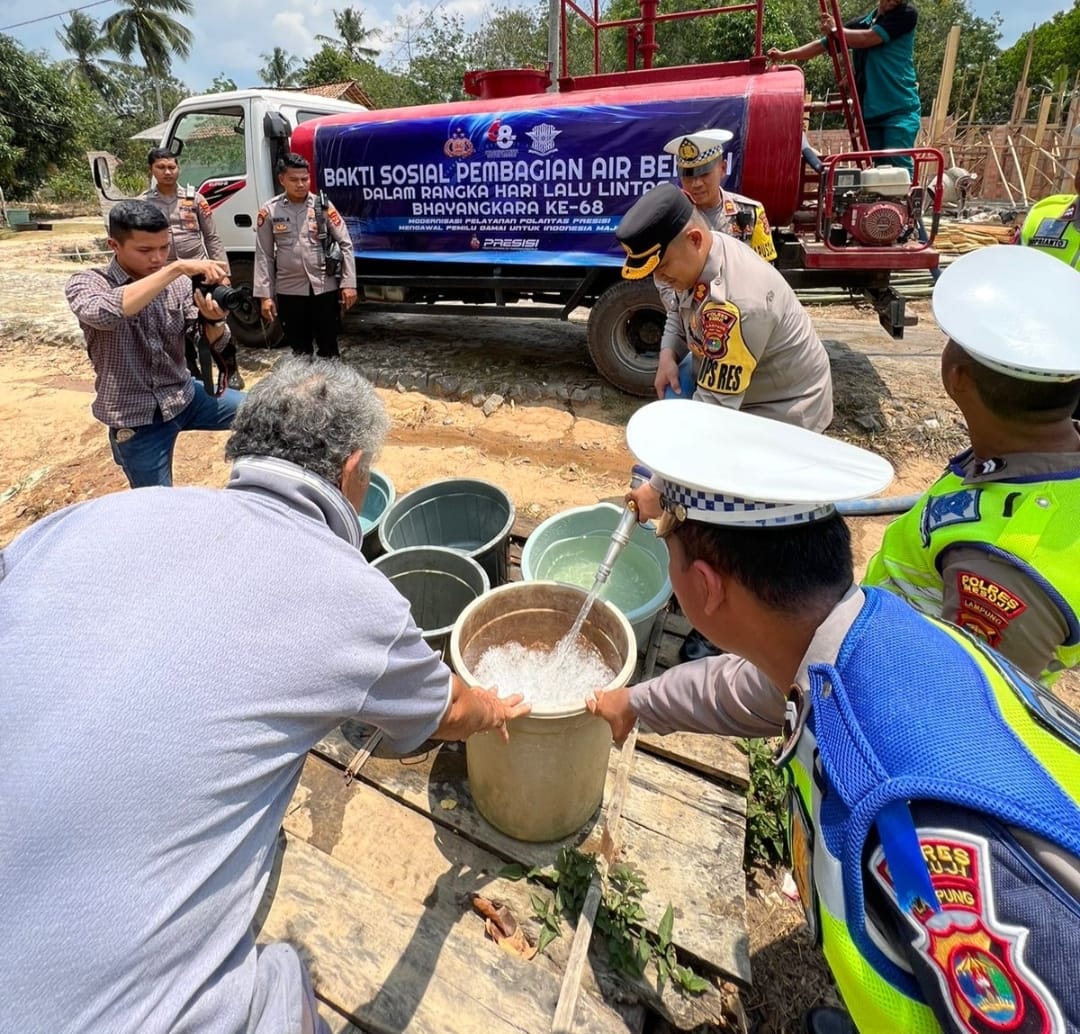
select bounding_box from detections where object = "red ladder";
[818,0,869,152]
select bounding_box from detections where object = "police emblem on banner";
[920,489,982,546]
[870,832,1063,1033]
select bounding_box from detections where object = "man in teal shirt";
[770,0,921,173]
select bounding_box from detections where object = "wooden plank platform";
[257,519,752,1031]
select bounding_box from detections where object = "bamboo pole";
[1026,94,1053,195]
[1006,135,1030,204]
[1016,132,1069,180]
[966,63,985,127]
[987,132,1016,205]
[1011,31,1036,124]
[931,25,962,145]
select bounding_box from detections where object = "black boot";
[679,628,723,663]
[803,1007,857,1034]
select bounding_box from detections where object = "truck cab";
[89,88,363,344]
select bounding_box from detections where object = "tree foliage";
[260,47,302,89]
[55,12,119,100]
[315,6,381,62]
[995,1,1080,121]
[0,34,87,196]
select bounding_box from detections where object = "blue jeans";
[662,353,697,400]
[108,383,245,488]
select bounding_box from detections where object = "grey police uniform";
[661,232,833,430]
[253,194,356,300]
[141,185,228,268]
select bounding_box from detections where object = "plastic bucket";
[450,581,635,842]
[520,502,671,651]
[359,469,395,561]
[373,547,489,661]
[378,478,516,587]
[463,68,551,100]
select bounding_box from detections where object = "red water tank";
[463,68,552,100]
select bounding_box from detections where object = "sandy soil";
[2,221,1074,1034]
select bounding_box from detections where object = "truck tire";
[228,309,283,349]
[586,280,666,397]
[226,258,284,348]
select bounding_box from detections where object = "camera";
[191,274,257,322]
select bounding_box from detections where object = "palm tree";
[259,47,302,89]
[315,7,380,63]
[55,11,116,100]
[102,0,194,120]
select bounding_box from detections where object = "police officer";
[865,245,1080,687]
[618,183,833,504]
[664,129,776,262]
[254,153,357,359]
[1019,161,1080,271]
[590,398,1080,1034]
[141,148,229,273]
[658,130,777,398]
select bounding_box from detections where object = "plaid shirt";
[66,260,229,428]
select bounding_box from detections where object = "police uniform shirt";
[659,231,833,431]
[699,189,776,262]
[1020,192,1080,270]
[141,185,228,268]
[923,441,1080,681]
[253,193,357,298]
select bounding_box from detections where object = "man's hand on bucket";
[434,676,531,742]
[587,688,637,746]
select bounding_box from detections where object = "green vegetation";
[740,737,789,870]
[502,846,710,996]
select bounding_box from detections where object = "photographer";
[254,152,357,359]
[66,199,246,489]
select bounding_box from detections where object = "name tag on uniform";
[1030,217,1070,249]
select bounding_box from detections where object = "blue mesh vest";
[792,588,1080,1025]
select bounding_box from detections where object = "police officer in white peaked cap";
[866,244,1080,687]
[662,129,777,263]
[590,398,1080,1034]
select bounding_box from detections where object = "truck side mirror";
[166,139,184,157]
[263,112,291,140]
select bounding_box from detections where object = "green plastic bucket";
[372,546,489,660]
[378,478,515,586]
[520,501,671,650]
[358,469,395,561]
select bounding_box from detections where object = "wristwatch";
[202,318,228,328]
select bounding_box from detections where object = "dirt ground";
[1,221,1075,1034]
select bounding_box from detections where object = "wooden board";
[636,731,748,792]
[314,727,751,986]
[286,755,731,1030]
[259,831,646,1034]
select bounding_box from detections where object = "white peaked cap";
[932,245,1080,382]
[627,400,894,527]
[662,129,735,170]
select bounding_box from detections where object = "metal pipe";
[836,493,922,516]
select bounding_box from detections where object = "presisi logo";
[482,238,540,250]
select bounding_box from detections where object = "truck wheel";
[586,280,665,397]
[228,309,283,349]
[225,258,283,348]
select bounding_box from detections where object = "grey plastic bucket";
[372,546,490,660]
[378,478,516,587]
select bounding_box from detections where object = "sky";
[0,0,1072,95]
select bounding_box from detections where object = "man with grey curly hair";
[0,356,527,1034]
